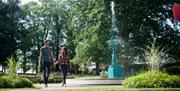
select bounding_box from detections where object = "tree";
[69,0,112,74]
[0,0,20,73]
[19,0,75,73]
[115,0,180,67]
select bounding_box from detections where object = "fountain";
[64,1,124,85]
[107,1,123,78]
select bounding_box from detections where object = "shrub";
[7,56,19,78]
[123,71,180,88]
[81,68,89,74]
[0,57,33,88]
[0,76,33,88]
[100,71,108,78]
[0,77,11,88]
[160,62,180,75]
[142,39,171,71]
[13,77,33,88]
[48,76,61,83]
[34,73,62,83]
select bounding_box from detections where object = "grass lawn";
[1,87,180,91]
[0,88,39,91]
[54,87,180,91]
[75,75,100,79]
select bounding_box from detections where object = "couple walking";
[39,39,69,87]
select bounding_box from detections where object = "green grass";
[76,75,100,79]
[56,88,180,91]
[0,88,39,91]
[1,86,180,91]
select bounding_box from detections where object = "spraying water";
[107,1,123,78]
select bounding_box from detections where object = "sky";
[20,0,39,5]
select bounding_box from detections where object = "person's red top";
[58,54,69,64]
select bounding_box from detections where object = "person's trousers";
[42,61,51,85]
[59,64,68,84]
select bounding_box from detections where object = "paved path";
[4,79,123,91]
[37,79,123,90]
[36,83,122,91]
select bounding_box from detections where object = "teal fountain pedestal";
[107,1,123,79]
[107,39,123,78]
[108,65,123,78]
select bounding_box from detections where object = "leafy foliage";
[123,71,180,88]
[19,0,76,73]
[7,56,19,78]
[0,56,33,88]
[0,0,20,68]
[164,66,180,75]
[34,73,62,83]
[70,0,111,64]
[115,0,180,66]
[1,0,180,76]
[142,39,171,71]
[0,76,33,88]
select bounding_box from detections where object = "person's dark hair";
[44,39,49,43]
[61,47,68,56]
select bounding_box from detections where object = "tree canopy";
[0,0,180,74]
[0,0,20,65]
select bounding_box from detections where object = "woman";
[56,47,69,86]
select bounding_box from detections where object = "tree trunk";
[36,33,40,75]
[56,33,59,60]
[23,53,27,74]
[2,62,6,74]
[54,14,60,60]
[1,64,2,73]
[96,62,100,75]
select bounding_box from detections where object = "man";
[39,39,55,87]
